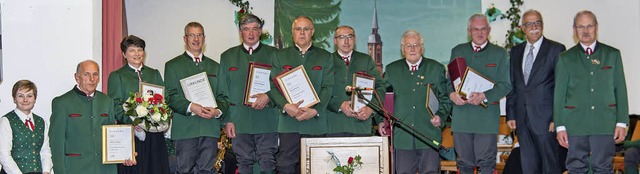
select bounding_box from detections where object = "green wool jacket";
[5,111,45,173]
[385,57,452,149]
[107,65,164,124]
[327,51,385,135]
[219,44,279,134]
[269,46,334,135]
[164,52,229,140]
[449,42,511,134]
[49,87,117,174]
[553,42,628,136]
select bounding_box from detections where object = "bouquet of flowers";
[328,151,363,174]
[123,91,172,132]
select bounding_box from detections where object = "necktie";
[342,56,350,66]
[411,65,418,72]
[523,45,535,85]
[136,70,142,82]
[248,47,254,55]
[585,47,593,55]
[25,118,34,131]
[474,46,482,52]
[195,57,201,65]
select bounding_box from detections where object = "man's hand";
[123,152,138,166]
[430,115,442,127]
[250,93,269,110]
[378,121,389,136]
[449,92,466,105]
[557,131,569,148]
[614,127,627,144]
[283,101,304,118]
[203,107,220,118]
[467,92,486,105]
[296,108,318,121]
[340,101,356,117]
[507,120,516,130]
[225,123,236,138]
[355,106,373,121]
[190,103,208,118]
[548,122,555,132]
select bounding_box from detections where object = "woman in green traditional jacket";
[0,80,52,174]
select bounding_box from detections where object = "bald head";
[75,60,100,95]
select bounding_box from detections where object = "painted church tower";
[367,1,383,74]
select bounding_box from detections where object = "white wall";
[484,0,640,114]
[124,0,275,76]
[0,0,102,120]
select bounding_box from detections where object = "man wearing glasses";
[506,9,566,174]
[381,30,452,174]
[270,16,334,174]
[554,10,628,173]
[326,26,385,137]
[448,14,511,174]
[164,22,228,174]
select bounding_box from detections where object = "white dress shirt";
[522,37,544,73]
[0,109,53,174]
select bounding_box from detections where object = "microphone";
[345,86,374,92]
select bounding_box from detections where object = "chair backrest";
[442,126,454,148]
[631,120,640,141]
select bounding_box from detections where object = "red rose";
[348,157,354,164]
[149,109,155,114]
[239,8,245,13]
[154,94,163,101]
[135,97,143,103]
[160,107,166,114]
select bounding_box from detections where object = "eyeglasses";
[187,33,205,38]
[469,27,489,33]
[293,27,314,32]
[334,34,355,40]
[402,43,423,49]
[523,20,543,28]
[575,24,595,31]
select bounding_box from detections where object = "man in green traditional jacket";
[219,14,279,174]
[164,22,229,174]
[270,16,334,174]
[326,25,385,137]
[380,30,452,174]
[554,10,628,173]
[449,14,511,174]
[49,60,136,174]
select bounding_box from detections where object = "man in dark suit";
[506,9,566,174]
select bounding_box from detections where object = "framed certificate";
[351,73,375,111]
[139,82,164,96]
[274,65,320,108]
[243,62,272,106]
[459,67,494,108]
[102,125,135,164]
[301,137,390,174]
[180,72,218,108]
[425,84,439,118]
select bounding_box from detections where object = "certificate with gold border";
[458,67,495,99]
[243,62,272,106]
[102,125,135,164]
[425,84,439,118]
[351,73,375,111]
[274,65,320,108]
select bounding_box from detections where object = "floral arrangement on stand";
[328,151,363,174]
[123,91,172,132]
[484,3,502,22]
[229,0,273,44]
[500,0,525,49]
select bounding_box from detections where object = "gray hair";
[400,30,424,45]
[573,10,598,27]
[238,14,263,30]
[467,14,489,29]
[521,9,543,25]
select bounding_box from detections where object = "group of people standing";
[0,8,631,174]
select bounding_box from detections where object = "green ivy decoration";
[229,0,273,44]
[500,0,525,49]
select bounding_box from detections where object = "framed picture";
[351,73,375,111]
[243,62,272,106]
[274,65,320,108]
[139,82,164,96]
[102,125,135,164]
[300,137,390,174]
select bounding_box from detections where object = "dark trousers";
[232,133,278,174]
[394,139,440,174]
[625,147,640,174]
[453,132,497,174]
[175,136,218,174]
[566,135,614,174]
[516,123,562,174]
[276,133,325,174]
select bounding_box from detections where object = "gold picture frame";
[139,82,164,96]
[351,73,375,111]
[300,137,390,174]
[425,84,439,118]
[102,125,135,164]
[274,65,320,108]
[243,62,272,106]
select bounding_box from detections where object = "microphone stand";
[355,90,456,161]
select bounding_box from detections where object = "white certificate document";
[351,74,375,111]
[180,72,218,108]
[102,125,134,164]
[244,64,271,105]
[276,65,319,108]
[459,67,494,99]
[426,84,439,117]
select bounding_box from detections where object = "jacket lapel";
[526,38,550,86]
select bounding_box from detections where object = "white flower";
[135,105,148,116]
[151,112,162,122]
[122,103,130,111]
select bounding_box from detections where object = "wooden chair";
[440,126,457,173]
[613,120,640,173]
